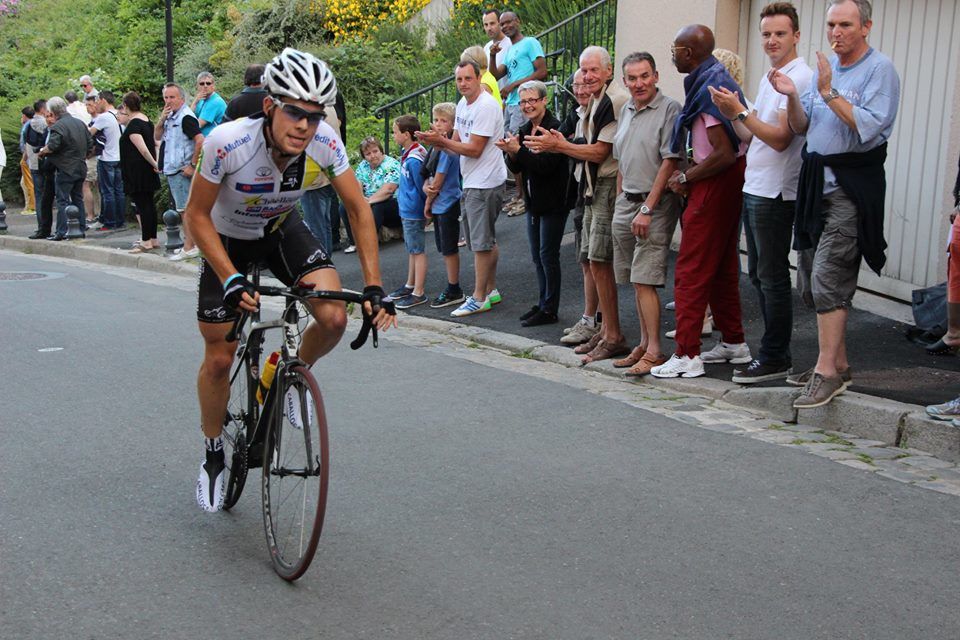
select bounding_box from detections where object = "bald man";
[652,25,751,379]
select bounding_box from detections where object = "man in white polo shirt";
[709,1,813,383]
[418,60,507,317]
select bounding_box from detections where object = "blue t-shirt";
[504,36,545,105]
[195,93,228,136]
[397,144,427,220]
[802,48,900,193]
[431,150,462,214]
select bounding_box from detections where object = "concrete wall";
[614,0,743,101]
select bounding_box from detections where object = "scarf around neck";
[670,55,744,154]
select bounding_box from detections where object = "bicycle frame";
[226,265,381,463]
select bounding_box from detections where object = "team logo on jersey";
[279,155,306,192]
[235,182,274,193]
[256,166,272,177]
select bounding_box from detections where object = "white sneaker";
[666,316,713,339]
[650,354,705,378]
[700,341,752,364]
[170,247,200,261]
[284,388,314,430]
[196,455,225,512]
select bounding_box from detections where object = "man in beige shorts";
[610,52,683,376]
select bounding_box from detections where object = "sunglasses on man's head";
[198,81,213,86]
[270,97,326,124]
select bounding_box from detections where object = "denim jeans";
[300,184,335,252]
[98,159,126,228]
[55,172,86,236]
[166,171,192,211]
[336,202,355,246]
[31,169,45,226]
[742,192,795,366]
[526,210,570,314]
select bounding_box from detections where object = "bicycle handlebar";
[225,285,386,350]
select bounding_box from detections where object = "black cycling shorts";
[197,213,334,324]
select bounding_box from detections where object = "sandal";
[574,331,603,354]
[613,345,646,368]
[624,353,668,377]
[925,338,960,356]
[581,338,630,364]
[128,244,157,254]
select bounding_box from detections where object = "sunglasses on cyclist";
[270,97,326,124]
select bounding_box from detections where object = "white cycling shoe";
[196,453,225,513]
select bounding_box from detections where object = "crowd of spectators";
[382,0,902,411]
[1,0,918,412]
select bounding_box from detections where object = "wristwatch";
[639,204,652,216]
[823,88,841,104]
[677,172,688,185]
[736,109,750,122]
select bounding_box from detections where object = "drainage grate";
[0,271,65,281]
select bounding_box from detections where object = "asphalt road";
[1,252,959,639]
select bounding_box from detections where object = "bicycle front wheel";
[223,335,256,510]
[261,365,329,581]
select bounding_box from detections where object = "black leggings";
[130,191,158,241]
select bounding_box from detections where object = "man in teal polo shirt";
[191,72,227,136]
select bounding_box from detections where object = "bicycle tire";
[223,334,257,510]
[261,365,329,581]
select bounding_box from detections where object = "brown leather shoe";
[624,353,668,377]
[582,338,631,364]
[613,345,646,368]
[573,331,603,354]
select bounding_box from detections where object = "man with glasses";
[156,82,204,260]
[651,25,750,379]
[190,72,227,136]
[79,75,97,100]
[186,48,396,513]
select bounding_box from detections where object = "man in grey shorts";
[610,52,683,377]
[772,0,900,408]
[418,60,507,317]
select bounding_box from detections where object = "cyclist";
[186,48,397,512]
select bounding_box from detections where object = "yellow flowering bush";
[310,0,431,40]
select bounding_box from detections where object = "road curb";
[395,313,960,462]
[0,235,199,278]
[7,234,958,463]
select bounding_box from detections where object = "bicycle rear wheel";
[223,335,257,510]
[261,365,329,581]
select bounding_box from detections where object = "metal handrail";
[373,47,567,118]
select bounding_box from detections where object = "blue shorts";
[402,217,426,254]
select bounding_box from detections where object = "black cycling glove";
[362,285,395,316]
[223,274,257,311]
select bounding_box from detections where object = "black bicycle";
[221,265,387,581]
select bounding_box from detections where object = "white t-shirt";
[67,101,91,124]
[484,37,512,92]
[743,56,814,201]
[198,116,350,240]
[455,91,506,189]
[92,111,121,162]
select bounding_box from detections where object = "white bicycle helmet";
[262,48,338,106]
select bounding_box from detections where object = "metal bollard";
[163,209,184,254]
[64,205,84,239]
[0,201,7,233]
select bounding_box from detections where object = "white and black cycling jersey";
[197,115,350,240]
